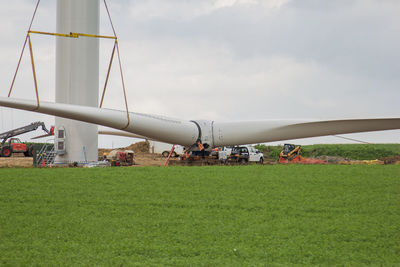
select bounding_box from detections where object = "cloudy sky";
[0,0,399,148]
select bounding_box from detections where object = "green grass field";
[256,143,400,160]
[1,165,400,266]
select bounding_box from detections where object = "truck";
[0,122,53,157]
[227,145,264,164]
[178,145,264,165]
[149,141,184,157]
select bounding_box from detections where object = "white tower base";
[55,0,99,163]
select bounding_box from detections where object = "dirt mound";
[379,155,400,164]
[98,141,150,158]
[125,141,150,154]
[98,148,111,158]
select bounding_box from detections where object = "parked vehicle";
[0,121,53,157]
[228,145,264,164]
[149,141,184,157]
[0,138,33,157]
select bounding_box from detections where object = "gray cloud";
[1,0,399,147]
[122,0,400,80]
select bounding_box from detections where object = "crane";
[0,122,53,157]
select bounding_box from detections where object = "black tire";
[239,158,247,165]
[162,151,169,157]
[259,157,264,165]
[172,151,177,157]
[24,146,34,157]
[1,147,12,157]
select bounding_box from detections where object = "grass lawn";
[257,143,400,160]
[1,165,400,266]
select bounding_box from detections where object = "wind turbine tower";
[55,0,99,163]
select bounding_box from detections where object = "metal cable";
[9,0,131,121]
[116,41,131,130]
[102,0,131,129]
[28,35,40,110]
[99,41,116,108]
[8,0,41,97]
[333,135,370,144]
[103,0,117,38]
[28,0,41,31]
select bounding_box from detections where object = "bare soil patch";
[0,152,169,167]
[0,155,33,168]
[98,140,170,166]
[2,141,399,167]
[379,155,400,164]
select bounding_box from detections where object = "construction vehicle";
[279,143,327,164]
[103,150,135,166]
[0,122,54,157]
[279,144,301,163]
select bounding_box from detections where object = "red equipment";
[0,122,53,157]
[279,144,327,164]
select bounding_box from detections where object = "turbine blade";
[213,118,400,146]
[98,129,148,139]
[0,97,198,146]
[0,97,399,147]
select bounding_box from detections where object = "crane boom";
[0,121,51,144]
